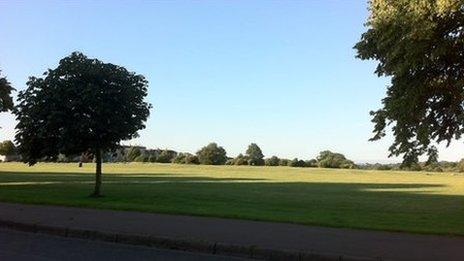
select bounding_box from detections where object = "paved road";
[1,202,464,261]
[0,228,249,261]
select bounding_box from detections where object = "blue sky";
[0,1,461,163]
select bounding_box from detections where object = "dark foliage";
[0,140,16,156]
[246,143,265,166]
[355,1,464,165]
[196,143,227,165]
[14,52,151,196]
[265,156,280,166]
[317,150,355,169]
[289,158,306,168]
[0,71,14,113]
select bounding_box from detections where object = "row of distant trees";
[358,161,464,173]
[125,143,356,168]
[2,139,464,172]
[0,140,464,172]
[115,143,358,169]
[0,140,359,170]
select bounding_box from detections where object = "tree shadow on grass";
[0,171,268,182]
[0,170,462,235]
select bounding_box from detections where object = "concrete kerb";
[0,219,381,261]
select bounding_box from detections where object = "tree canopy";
[231,153,249,165]
[265,156,280,166]
[156,149,177,163]
[14,52,151,196]
[355,0,464,165]
[245,143,265,166]
[196,142,227,165]
[0,140,16,156]
[0,70,14,113]
[425,145,439,166]
[317,150,355,169]
[289,158,306,167]
[172,152,199,164]
[126,147,142,162]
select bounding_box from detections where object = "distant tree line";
[358,160,464,173]
[0,140,350,168]
[1,139,464,172]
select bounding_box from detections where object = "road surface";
[2,202,464,260]
[0,228,250,261]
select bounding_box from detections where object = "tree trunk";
[91,148,103,197]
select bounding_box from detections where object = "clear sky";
[0,1,461,163]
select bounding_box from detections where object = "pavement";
[0,228,249,261]
[0,202,463,261]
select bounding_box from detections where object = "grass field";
[0,162,463,236]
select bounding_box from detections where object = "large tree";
[196,142,227,165]
[15,52,151,196]
[0,70,14,113]
[355,0,464,166]
[317,150,355,169]
[245,143,265,166]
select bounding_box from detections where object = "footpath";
[0,202,463,261]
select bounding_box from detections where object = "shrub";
[184,154,199,164]
[126,147,141,162]
[0,140,16,156]
[196,143,227,165]
[289,158,306,167]
[458,159,464,173]
[265,156,280,166]
[172,153,187,164]
[172,153,199,164]
[134,154,148,162]
[375,164,393,170]
[185,153,200,164]
[156,150,176,163]
[148,155,157,162]
[279,158,290,166]
[232,154,249,165]
[411,164,422,171]
[317,150,355,168]
[340,160,357,169]
[305,159,318,167]
[423,164,443,172]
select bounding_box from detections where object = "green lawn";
[0,162,463,235]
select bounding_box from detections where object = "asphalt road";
[0,228,250,261]
[2,203,464,261]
